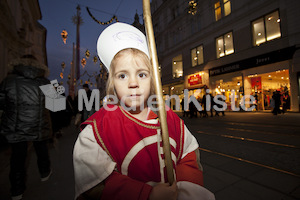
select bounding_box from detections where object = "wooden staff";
[143,0,174,185]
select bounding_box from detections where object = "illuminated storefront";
[212,75,243,110]
[162,82,184,111]
[184,71,209,105]
[209,47,295,111]
[245,69,290,110]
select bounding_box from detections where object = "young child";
[73,22,215,200]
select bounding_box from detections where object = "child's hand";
[149,182,178,200]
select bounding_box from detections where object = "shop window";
[172,54,183,78]
[252,10,281,46]
[191,45,204,67]
[216,32,234,58]
[214,76,243,110]
[214,0,231,21]
[247,69,290,111]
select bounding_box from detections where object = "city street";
[180,111,300,200]
[0,111,299,200]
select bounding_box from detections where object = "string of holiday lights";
[86,7,118,25]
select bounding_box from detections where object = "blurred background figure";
[0,55,52,200]
[189,94,198,118]
[202,89,214,117]
[180,98,188,117]
[272,90,282,115]
[50,93,74,139]
[81,83,96,122]
[282,91,290,114]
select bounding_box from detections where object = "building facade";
[0,0,47,82]
[151,0,300,112]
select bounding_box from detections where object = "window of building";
[214,0,231,21]
[191,45,204,67]
[216,32,234,58]
[214,2,222,21]
[223,0,231,16]
[172,54,183,78]
[252,10,281,46]
[172,5,180,19]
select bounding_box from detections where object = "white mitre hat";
[97,22,150,70]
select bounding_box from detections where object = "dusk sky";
[39,0,144,91]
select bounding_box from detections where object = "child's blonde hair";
[106,48,155,97]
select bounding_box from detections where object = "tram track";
[224,121,300,129]
[184,112,300,181]
[197,130,300,149]
[226,127,300,136]
[195,128,300,176]
[198,147,300,178]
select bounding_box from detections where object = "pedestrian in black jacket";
[272,90,282,115]
[0,55,52,200]
[81,84,96,122]
[202,90,214,117]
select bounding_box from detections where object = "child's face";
[113,53,151,111]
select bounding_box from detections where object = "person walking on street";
[272,90,282,115]
[202,89,214,117]
[189,95,198,118]
[282,91,290,114]
[214,94,226,116]
[81,84,96,123]
[180,98,188,117]
[0,55,52,200]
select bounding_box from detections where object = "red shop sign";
[251,77,262,90]
[188,74,202,86]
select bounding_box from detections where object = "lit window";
[216,32,234,58]
[253,18,266,46]
[252,10,281,46]
[214,2,222,21]
[265,11,281,41]
[172,55,183,78]
[214,0,231,21]
[223,0,231,16]
[191,45,204,67]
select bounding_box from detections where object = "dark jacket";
[0,59,52,143]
